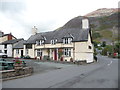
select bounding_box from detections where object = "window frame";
[63,38,72,44]
[51,39,57,45]
[37,49,42,56]
[4,50,7,54]
[26,49,29,55]
[36,40,45,46]
[16,49,19,54]
[4,44,7,49]
[64,48,71,57]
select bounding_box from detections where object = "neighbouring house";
[13,40,26,58]
[1,39,24,57]
[24,16,94,63]
[0,31,16,43]
[0,32,16,53]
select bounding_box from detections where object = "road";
[2,55,118,88]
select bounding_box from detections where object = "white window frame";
[40,40,44,45]
[64,48,71,57]
[63,38,72,44]
[36,40,44,46]
[26,49,29,55]
[37,49,42,56]
[36,41,39,45]
[4,44,7,49]
[16,49,19,54]
[51,39,57,45]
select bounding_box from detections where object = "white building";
[1,39,24,57]
[23,16,94,63]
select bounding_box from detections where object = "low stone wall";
[1,67,33,81]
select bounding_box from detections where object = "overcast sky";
[0,0,119,40]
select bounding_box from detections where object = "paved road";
[2,55,118,88]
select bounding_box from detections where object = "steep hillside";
[85,8,118,17]
[86,8,119,44]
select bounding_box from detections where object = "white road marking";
[108,61,112,66]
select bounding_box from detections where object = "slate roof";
[2,39,24,44]
[24,16,91,44]
[13,40,26,49]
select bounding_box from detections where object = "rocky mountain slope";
[86,8,119,44]
[85,8,118,17]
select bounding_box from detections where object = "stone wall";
[1,67,33,80]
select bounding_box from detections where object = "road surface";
[2,55,118,88]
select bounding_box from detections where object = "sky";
[0,0,119,40]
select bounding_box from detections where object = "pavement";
[2,55,119,88]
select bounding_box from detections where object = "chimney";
[82,18,89,29]
[32,26,37,35]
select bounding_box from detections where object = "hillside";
[86,8,119,44]
[85,8,118,17]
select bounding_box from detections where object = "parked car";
[0,58,6,61]
[0,61,14,70]
[0,52,7,58]
[23,55,31,59]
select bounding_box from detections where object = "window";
[36,41,39,45]
[4,44,7,48]
[51,39,57,45]
[64,48,71,57]
[26,49,29,55]
[26,44,32,49]
[16,49,19,54]
[37,49,42,56]
[88,46,92,49]
[0,50,2,53]
[4,50,7,54]
[63,38,72,44]
[36,40,44,46]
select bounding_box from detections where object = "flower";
[15,60,22,64]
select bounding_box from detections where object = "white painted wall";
[7,44,13,57]
[23,44,35,58]
[0,44,13,57]
[13,49,23,58]
[74,33,94,63]
[0,45,4,52]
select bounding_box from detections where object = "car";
[0,61,14,70]
[0,52,7,58]
[0,58,6,61]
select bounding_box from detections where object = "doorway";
[21,50,23,57]
[54,49,57,60]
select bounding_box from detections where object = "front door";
[54,49,57,60]
[21,50,23,57]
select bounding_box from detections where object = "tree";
[101,47,108,56]
[101,45,113,56]
[92,32,102,39]
[114,42,120,54]
[101,41,106,47]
